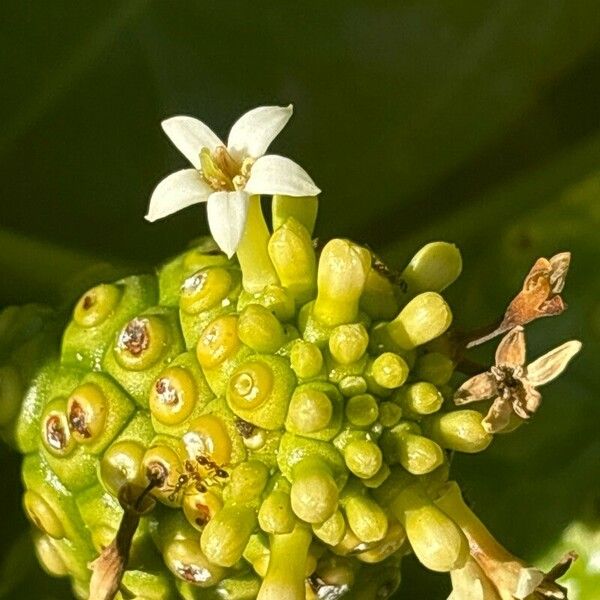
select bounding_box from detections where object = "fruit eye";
[66,383,107,443]
[40,399,75,457]
[149,366,197,425]
[195,314,240,369]
[73,284,122,328]
[180,267,233,314]
[114,315,169,370]
[228,361,274,410]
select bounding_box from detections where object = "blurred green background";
[1,1,599,598]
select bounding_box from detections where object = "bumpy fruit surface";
[10,231,484,600]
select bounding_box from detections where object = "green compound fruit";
[2,106,581,600]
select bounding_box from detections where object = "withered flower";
[455,327,581,433]
[466,253,571,348]
[438,482,577,600]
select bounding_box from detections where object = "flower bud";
[423,410,492,453]
[268,217,317,302]
[313,240,371,326]
[402,242,462,294]
[387,292,452,350]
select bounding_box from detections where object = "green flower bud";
[378,401,402,428]
[386,292,452,350]
[200,505,257,567]
[226,460,269,506]
[342,490,388,544]
[268,217,317,303]
[338,375,368,397]
[259,490,296,534]
[289,340,323,380]
[312,510,346,546]
[402,242,462,294]
[414,351,455,386]
[355,519,406,563]
[394,381,444,417]
[286,387,333,434]
[343,439,383,479]
[381,423,445,475]
[345,394,379,427]
[313,240,371,327]
[290,457,339,523]
[390,483,468,572]
[238,304,287,353]
[164,537,226,586]
[370,352,409,389]
[423,410,492,453]
[328,323,369,365]
[362,463,391,489]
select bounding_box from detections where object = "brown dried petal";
[454,372,498,405]
[515,551,576,599]
[500,254,570,331]
[511,380,542,420]
[526,341,582,387]
[495,327,526,368]
[482,397,513,433]
[548,253,571,295]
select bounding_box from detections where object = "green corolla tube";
[257,525,312,600]
[313,239,371,327]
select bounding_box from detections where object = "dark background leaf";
[1,1,599,597]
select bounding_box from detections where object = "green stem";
[236,196,279,293]
[257,525,312,600]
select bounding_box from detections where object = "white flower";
[146,105,321,257]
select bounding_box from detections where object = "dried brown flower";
[466,253,571,348]
[455,327,581,433]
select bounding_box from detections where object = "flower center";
[491,365,525,400]
[199,145,254,192]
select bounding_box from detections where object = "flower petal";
[495,326,526,367]
[161,116,223,169]
[482,397,512,433]
[227,105,293,162]
[244,154,321,197]
[512,380,542,419]
[206,191,250,258]
[526,340,582,387]
[549,252,571,294]
[145,169,210,222]
[454,372,497,405]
